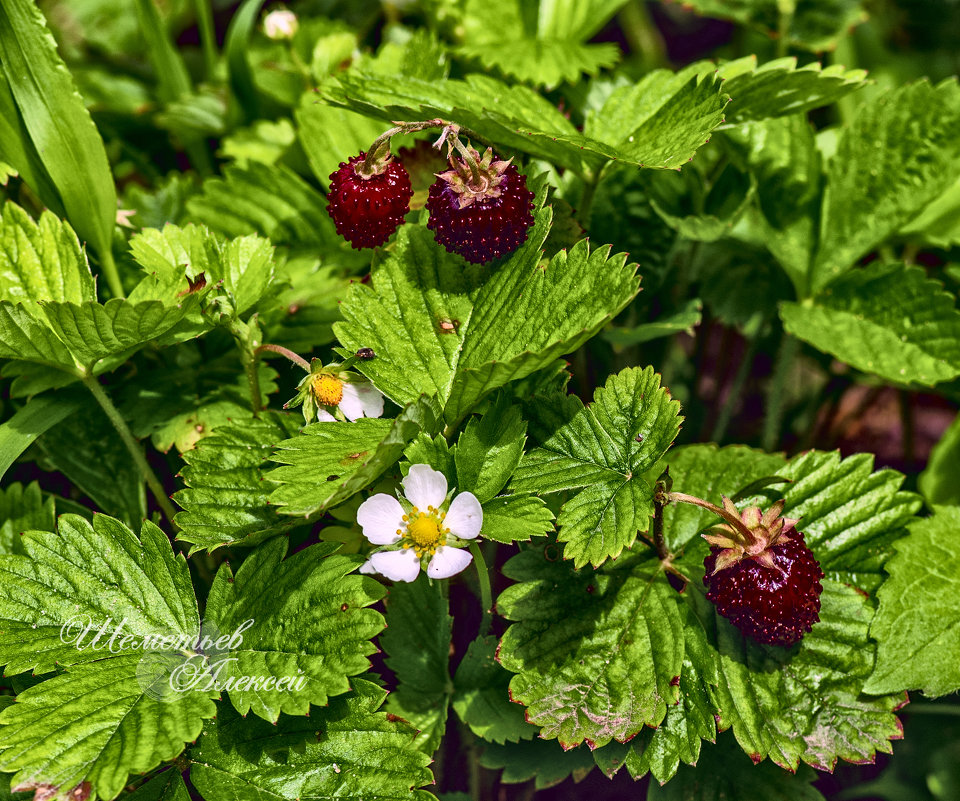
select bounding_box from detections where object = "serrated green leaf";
[455,395,526,504]
[188,678,435,801]
[204,538,385,721]
[0,0,117,269]
[511,366,683,567]
[186,162,345,254]
[173,412,301,553]
[0,655,216,801]
[865,506,960,698]
[0,203,94,308]
[583,69,730,170]
[480,493,554,544]
[603,298,703,348]
[646,732,826,801]
[716,55,867,124]
[721,115,820,295]
[322,69,726,172]
[458,40,619,90]
[780,263,960,386]
[0,481,55,555]
[336,219,639,427]
[814,80,960,290]
[479,738,595,789]
[498,548,684,748]
[901,177,960,248]
[128,223,276,316]
[0,515,217,799]
[452,635,537,744]
[382,573,451,754]
[269,396,442,516]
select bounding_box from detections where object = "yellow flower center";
[312,374,343,406]
[397,507,448,557]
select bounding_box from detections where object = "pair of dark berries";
[702,497,823,647]
[326,147,534,264]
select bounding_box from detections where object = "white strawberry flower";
[263,8,298,39]
[312,374,385,423]
[356,465,482,582]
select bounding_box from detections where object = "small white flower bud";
[263,8,298,40]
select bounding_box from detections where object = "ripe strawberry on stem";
[426,126,535,264]
[664,486,823,647]
[326,138,414,249]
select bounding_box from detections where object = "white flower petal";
[358,559,377,574]
[402,464,447,510]
[356,494,404,545]
[444,492,483,540]
[339,381,385,421]
[427,546,473,579]
[370,549,421,582]
[316,409,337,423]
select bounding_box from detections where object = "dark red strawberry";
[327,151,413,249]
[702,498,823,647]
[426,147,534,264]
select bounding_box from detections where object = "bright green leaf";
[511,366,683,567]
[780,263,960,386]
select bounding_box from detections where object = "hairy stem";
[469,541,493,638]
[82,373,178,527]
[668,491,753,541]
[254,343,311,371]
[192,0,218,80]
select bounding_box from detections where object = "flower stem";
[448,133,483,185]
[254,343,311,371]
[82,373,178,527]
[469,541,493,637]
[667,492,753,541]
[99,248,125,299]
[762,332,800,452]
[652,471,672,561]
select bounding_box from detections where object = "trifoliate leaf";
[453,635,537,744]
[714,56,867,124]
[322,70,726,172]
[0,203,94,308]
[780,263,960,387]
[0,481,54,554]
[204,539,385,721]
[498,448,915,773]
[455,394,527,504]
[511,366,683,567]
[0,515,217,799]
[865,506,960,698]
[188,679,435,801]
[336,218,639,428]
[479,739,595,789]
[269,396,442,516]
[382,574,452,754]
[814,80,960,291]
[129,223,276,316]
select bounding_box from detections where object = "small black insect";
[355,347,376,360]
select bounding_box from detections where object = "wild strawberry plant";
[0,0,959,800]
